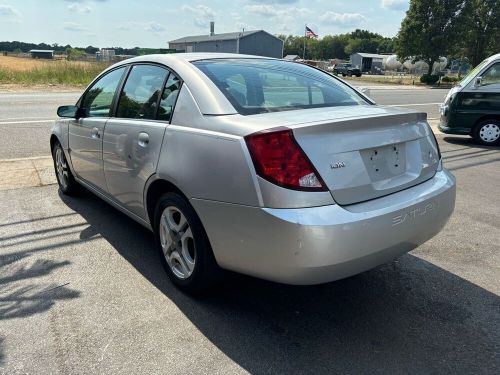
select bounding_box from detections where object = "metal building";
[96,48,116,62]
[169,24,283,58]
[350,52,387,74]
[29,49,54,59]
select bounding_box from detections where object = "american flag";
[305,26,318,39]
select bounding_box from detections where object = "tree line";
[279,29,395,61]
[0,41,168,57]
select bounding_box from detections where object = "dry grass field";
[0,55,110,86]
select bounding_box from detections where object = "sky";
[0,0,410,48]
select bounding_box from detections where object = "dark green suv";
[439,53,500,145]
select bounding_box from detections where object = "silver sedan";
[51,53,456,293]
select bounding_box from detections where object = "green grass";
[0,60,111,86]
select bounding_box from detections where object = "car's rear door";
[69,66,126,190]
[103,64,182,219]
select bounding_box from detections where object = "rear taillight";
[244,128,327,191]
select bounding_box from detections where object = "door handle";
[91,127,101,139]
[138,132,149,147]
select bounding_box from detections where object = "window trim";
[77,65,128,118]
[111,62,184,124]
[480,62,500,87]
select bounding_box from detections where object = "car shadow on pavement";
[0,220,81,365]
[441,135,499,150]
[61,190,500,374]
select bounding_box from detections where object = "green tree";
[396,0,468,75]
[462,0,500,66]
[65,47,86,60]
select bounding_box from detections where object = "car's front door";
[456,61,500,126]
[69,67,126,190]
[103,64,182,219]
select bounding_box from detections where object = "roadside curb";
[428,119,442,135]
[0,156,56,191]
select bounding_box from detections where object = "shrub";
[420,74,440,84]
[441,76,460,83]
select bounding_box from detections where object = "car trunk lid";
[289,106,440,205]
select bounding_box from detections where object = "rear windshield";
[192,59,369,115]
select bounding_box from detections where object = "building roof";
[353,52,387,59]
[169,30,269,44]
[284,54,300,60]
[29,49,54,53]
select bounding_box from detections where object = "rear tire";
[473,119,500,145]
[52,142,79,195]
[154,192,221,293]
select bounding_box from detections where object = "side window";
[481,63,500,86]
[157,73,182,121]
[116,65,169,120]
[82,67,125,117]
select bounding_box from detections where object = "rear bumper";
[192,169,456,285]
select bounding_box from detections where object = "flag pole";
[302,25,306,60]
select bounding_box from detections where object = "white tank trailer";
[384,55,447,74]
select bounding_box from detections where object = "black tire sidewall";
[154,192,219,293]
[52,143,77,194]
[473,120,500,146]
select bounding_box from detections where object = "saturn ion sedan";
[51,53,456,293]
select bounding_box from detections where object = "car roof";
[115,52,274,65]
[487,53,500,62]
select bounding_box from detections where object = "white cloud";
[0,4,19,16]
[251,0,298,3]
[62,22,88,31]
[182,4,215,29]
[244,4,276,17]
[145,22,166,33]
[67,4,92,13]
[319,12,366,26]
[244,4,311,19]
[381,0,408,11]
[115,21,166,33]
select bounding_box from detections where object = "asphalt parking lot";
[0,89,499,374]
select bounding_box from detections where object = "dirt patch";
[0,83,84,93]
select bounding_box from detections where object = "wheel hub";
[479,123,500,143]
[159,206,196,279]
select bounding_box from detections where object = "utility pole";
[302,25,306,60]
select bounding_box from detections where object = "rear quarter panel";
[155,84,262,206]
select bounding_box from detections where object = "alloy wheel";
[55,147,69,190]
[159,206,196,279]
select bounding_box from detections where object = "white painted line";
[387,102,442,107]
[0,119,54,125]
[0,116,55,121]
[0,156,52,162]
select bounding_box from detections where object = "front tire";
[154,192,221,293]
[473,120,500,145]
[52,142,79,195]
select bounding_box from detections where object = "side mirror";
[57,105,78,118]
[57,105,86,118]
[474,76,482,87]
